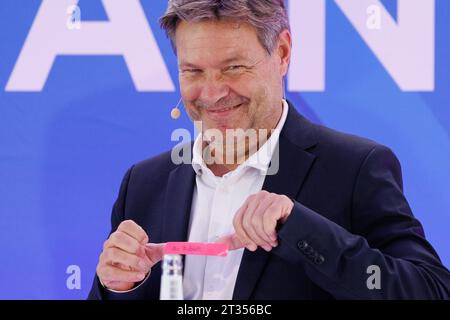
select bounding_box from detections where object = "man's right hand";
[96,220,164,292]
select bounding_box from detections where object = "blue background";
[0,0,448,299]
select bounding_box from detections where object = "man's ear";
[277,29,292,77]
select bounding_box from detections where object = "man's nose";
[199,74,230,107]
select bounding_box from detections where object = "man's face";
[175,19,289,134]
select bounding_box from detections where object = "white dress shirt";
[183,100,289,300]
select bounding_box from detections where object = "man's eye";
[183,69,202,74]
[226,65,246,72]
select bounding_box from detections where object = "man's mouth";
[206,103,243,117]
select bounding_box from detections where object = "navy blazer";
[88,101,450,300]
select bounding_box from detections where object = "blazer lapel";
[161,163,196,243]
[233,103,318,300]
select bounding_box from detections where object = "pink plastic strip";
[164,242,229,256]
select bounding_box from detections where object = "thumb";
[216,233,245,251]
[144,243,165,265]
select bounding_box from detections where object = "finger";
[117,220,149,244]
[251,195,277,245]
[102,247,150,273]
[105,231,141,255]
[263,204,280,245]
[110,260,132,272]
[144,243,165,266]
[216,233,245,251]
[244,214,270,250]
[102,279,136,292]
[233,200,258,251]
[242,196,272,250]
[99,264,146,283]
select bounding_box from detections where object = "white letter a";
[6,0,174,92]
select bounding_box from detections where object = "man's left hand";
[219,191,294,252]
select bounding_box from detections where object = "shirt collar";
[192,99,289,176]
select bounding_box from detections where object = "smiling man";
[88,0,449,300]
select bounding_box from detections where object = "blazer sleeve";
[87,166,150,300]
[274,145,450,299]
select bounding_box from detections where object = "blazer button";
[297,240,308,250]
[314,255,325,265]
[305,246,314,256]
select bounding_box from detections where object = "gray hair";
[159,0,290,55]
